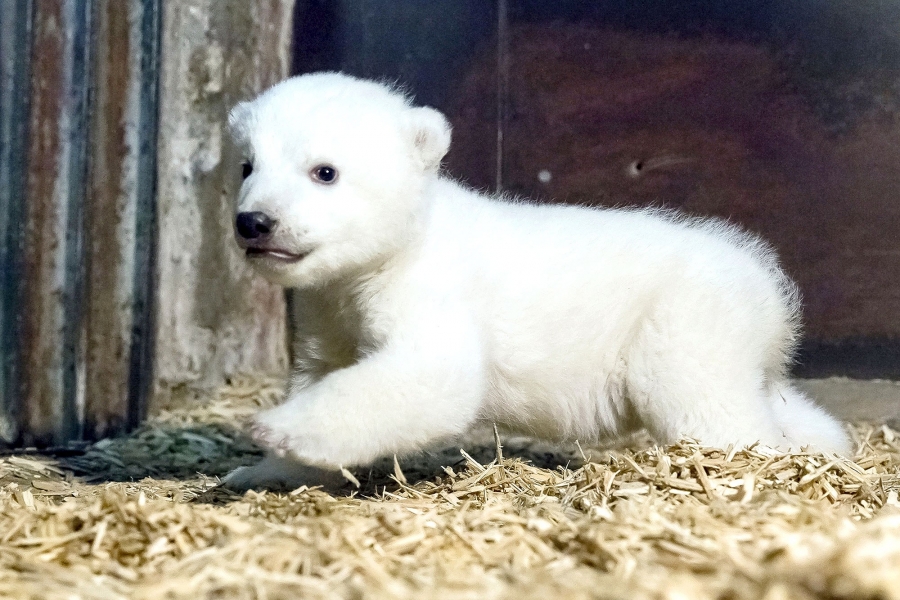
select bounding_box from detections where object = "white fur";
[223,73,850,489]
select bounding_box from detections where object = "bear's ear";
[407,106,451,172]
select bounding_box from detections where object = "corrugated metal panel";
[19,0,92,445]
[0,0,35,445]
[83,0,161,439]
[83,1,135,439]
[0,0,161,447]
[3,0,300,445]
[127,0,162,432]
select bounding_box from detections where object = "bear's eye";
[311,164,338,184]
[241,161,253,179]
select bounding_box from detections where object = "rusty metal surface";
[3,0,295,446]
[19,0,92,446]
[71,0,161,441]
[21,0,73,444]
[84,0,132,439]
[0,0,34,444]
[1,0,162,447]
[83,0,162,440]
[3,0,298,446]
[127,0,162,431]
[86,0,162,438]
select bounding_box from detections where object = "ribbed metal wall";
[0,0,34,445]
[0,0,161,447]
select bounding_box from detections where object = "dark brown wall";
[445,24,900,351]
[293,0,900,377]
[296,3,900,364]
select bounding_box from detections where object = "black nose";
[235,211,276,240]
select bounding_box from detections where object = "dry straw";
[0,375,898,599]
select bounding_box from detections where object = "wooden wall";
[296,0,900,378]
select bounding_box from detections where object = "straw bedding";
[1,376,898,599]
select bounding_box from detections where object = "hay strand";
[0,375,897,599]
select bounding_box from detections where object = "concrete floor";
[796,378,900,424]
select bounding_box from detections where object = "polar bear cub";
[224,72,850,489]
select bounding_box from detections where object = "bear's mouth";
[245,247,307,263]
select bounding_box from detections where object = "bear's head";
[228,72,451,288]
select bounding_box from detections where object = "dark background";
[293,0,900,379]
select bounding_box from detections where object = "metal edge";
[59,0,94,442]
[0,0,35,445]
[126,0,162,431]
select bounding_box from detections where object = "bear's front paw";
[249,410,302,458]
[244,396,378,468]
[249,419,293,457]
[222,454,345,492]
